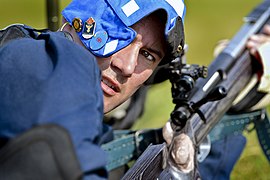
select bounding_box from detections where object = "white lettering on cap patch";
[166,0,185,17]
[121,0,140,17]
[103,40,119,56]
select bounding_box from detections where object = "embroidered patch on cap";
[166,0,185,17]
[89,30,108,50]
[82,17,96,39]
[103,40,119,56]
[121,0,140,17]
[72,18,83,32]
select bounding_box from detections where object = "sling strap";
[101,128,163,171]
[254,112,270,162]
[209,110,264,141]
[104,109,270,171]
[209,109,270,162]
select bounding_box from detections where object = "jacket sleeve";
[0,32,108,179]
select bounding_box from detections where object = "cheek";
[135,68,153,82]
[128,69,153,91]
[135,58,158,81]
[96,57,110,70]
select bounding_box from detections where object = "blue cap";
[62,0,186,59]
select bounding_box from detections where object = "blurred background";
[0,0,269,179]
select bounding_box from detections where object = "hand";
[246,24,270,93]
[162,121,194,173]
[246,24,270,59]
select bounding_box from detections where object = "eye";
[140,49,155,62]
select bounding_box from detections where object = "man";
[0,0,186,179]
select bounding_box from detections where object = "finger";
[249,34,269,44]
[246,39,259,49]
[247,47,261,61]
[162,121,173,145]
[249,48,258,56]
[246,39,258,56]
[262,24,270,35]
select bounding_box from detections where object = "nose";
[110,35,142,77]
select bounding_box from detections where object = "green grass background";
[0,0,269,179]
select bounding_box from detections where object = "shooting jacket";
[0,25,111,179]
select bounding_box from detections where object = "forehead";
[132,10,167,30]
[131,12,167,55]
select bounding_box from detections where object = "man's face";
[96,14,166,113]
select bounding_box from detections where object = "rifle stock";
[123,1,270,179]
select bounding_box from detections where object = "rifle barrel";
[193,51,253,145]
[188,0,270,145]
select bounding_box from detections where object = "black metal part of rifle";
[168,58,227,130]
[46,0,60,31]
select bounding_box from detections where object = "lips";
[101,77,120,96]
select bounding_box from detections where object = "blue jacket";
[0,30,108,179]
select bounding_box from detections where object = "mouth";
[101,77,120,96]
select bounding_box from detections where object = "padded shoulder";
[0,24,34,47]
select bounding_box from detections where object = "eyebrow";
[147,47,164,59]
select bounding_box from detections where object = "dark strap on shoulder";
[0,24,33,47]
[0,24,73,47]
[0,124,82,180]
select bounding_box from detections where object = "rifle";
[122,1,270,179]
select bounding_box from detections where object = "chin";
[103,100,117,114]
[103,105,112,114]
